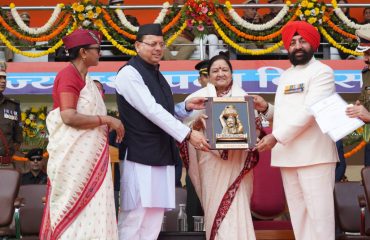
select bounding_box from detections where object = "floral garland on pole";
[2,0,369,58]
[344,140,366,159]
[331,0,370,30]
[0,13,72,42]
[166,21,187,46]
[319,26,363,56]
[10,3,64,35]
[213,20,284,55]
[216,9,297,41]
[322,15,356,40]
[99,25,137,56]
[0,22,77,57]
[225,0,291,31]
[102,8,136,40]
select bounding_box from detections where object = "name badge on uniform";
[284,83,304,94]
[4,109,18,121]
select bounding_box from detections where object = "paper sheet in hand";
[309,93,364,142]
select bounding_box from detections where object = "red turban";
[62,29,102,50]
[281,21,320,51]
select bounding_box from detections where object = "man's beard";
[288,48,314,66]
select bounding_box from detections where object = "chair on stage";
[0,169,21,239]
[334,181,370,239]
[17,184,47,240]
[251,127,294,240]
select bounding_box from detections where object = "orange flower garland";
[344,140,366,159]
[162,9,182,34]
[0,14,72,42]
[216,10,297,41]
[102,8,136,40]
[13,152,49,162]
[323,15,356,40]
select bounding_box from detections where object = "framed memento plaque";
[205,96,256,149]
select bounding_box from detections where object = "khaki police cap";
[355,29,370,52]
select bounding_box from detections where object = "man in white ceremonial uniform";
[114,23,210,240]
[254,21,339,240]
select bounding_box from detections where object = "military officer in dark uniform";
[0,63,22,169]
[21,148,47,185]
[345,29,370,167]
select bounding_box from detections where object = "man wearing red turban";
[254,21,338,240]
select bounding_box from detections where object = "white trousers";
[281,163,336,240]
[118,201,164,240]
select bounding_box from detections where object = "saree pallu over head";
[40,78,109,240]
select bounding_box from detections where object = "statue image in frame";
[205,96,256,149]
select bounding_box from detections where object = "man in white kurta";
[114,24,209,240]
[255,21,339,240]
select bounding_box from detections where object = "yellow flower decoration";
[72,2,78,10]
[95,6,102,14]
[25,119,31,125]
[39,113,46,120]
[307,2,314,8]
[87,10,94,19]
[9,3,15,9]
[31,107,38,113]
[304,10,311,16]
[76,5,85,12]
[308,17,317,24]
[225,1,232,10]
[78,13,85,21]
[38,124,45,130]
[21,112,26,121]
[301,0,308,7]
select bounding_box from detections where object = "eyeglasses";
[30,157,43,162]
[139,41,166,49]
[85,46,101,53]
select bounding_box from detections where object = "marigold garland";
[323,15,356,40]
[0,23,76,57]
[98,25,137,56]
[344,140,366,159]
[213,20,283,55]
[162,9,183,33]
[166,21,187,47]
[13,152,49,162]
[0,32,64,57]
[217,10,297,41]
[0,14,72,42]
[102,8,136,40]
[319,26,363,56]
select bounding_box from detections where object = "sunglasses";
[30,157,43,162]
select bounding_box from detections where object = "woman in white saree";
[39,29,124,240]
[183,54,263,240]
